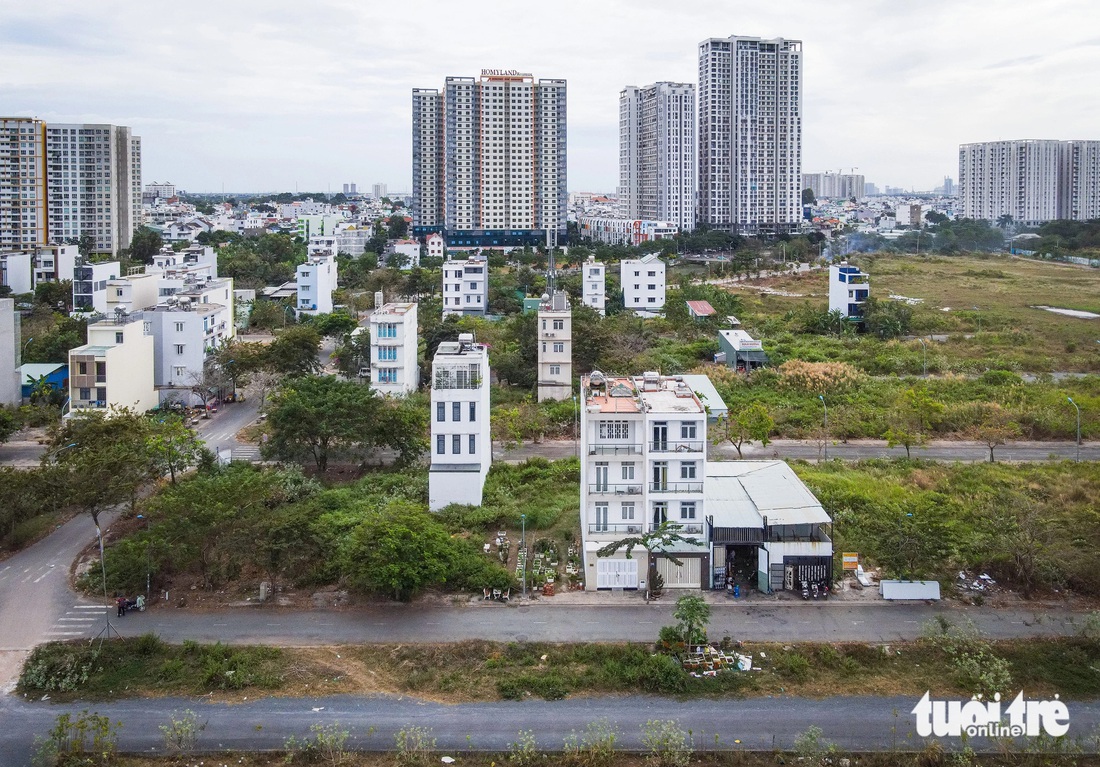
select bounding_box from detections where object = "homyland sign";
[913,692,1070,738]
[481,69,533,78]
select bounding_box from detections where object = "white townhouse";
[369,301,419,396]
[429,334,491,511]
[441,254,489,318]
[620,254,666,317]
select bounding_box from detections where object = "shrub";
[563,719,618,767]
[641,720,692,767]
[20,644,93,694]
[776,360,862,393]
[508,729,540,766]
[394,725,435,767]
[775,651,811,682]
[636,653,686,693]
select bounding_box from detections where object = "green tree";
[265,325,322,375]
[146,414,207,484]
[801,188,816,205]
[34,279,73,312]
[596,521,700,601]
[672,594,711,645]
[387,215,409,239]
[128,226,164,264]
[264,375,381,471]
[306,311,359,339]
[713,403,773,459]
[971,403,1022,462]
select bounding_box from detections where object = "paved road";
[45,600,1087,646]
[192,390,260,455]
[3,692,1099,766]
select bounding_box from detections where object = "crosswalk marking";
[72,605,106,610]
[57,617,97,622]
[45,631,86,637]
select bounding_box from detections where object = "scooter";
[811,582,820,600]
[800,580,810,600]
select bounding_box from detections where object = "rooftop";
[582,372,705,415]
[705,461,831,528]
[372,301,417,317]
[686,300,716,317]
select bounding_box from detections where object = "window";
[549,365,560,376]
[553,342,564,353]
[378,346,398,361]
[452,434,462,454]
[436,402,445,422]
[436,434,445,454]
[552,319,564,330]
[77,362,87,375]
[172,366,186,379]
[174,344,184,355]
[174,322,184,332]
[680,502,696,520]
[79,387,90,400]
[681,422,698,439]
[621,462,635,480]
[469,402,476,421]
[115,332,124,344]
[621,502,635,520]
[452,402,461,421]
[681,461,697,480]
[594,502,609,532]
[598,421,629,440]
[469,434,476,454]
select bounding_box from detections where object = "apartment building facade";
[536,290,572,402]
[296,253,338,315]
[68,313,156,414]
[959,139,1100,224]
[698,36,803,234]
[620,254,666,316]
[579,371,709,591]
[369,301,419,396]
[581,255,606,316]
[428,334,492,510]
[412,71,568,248]
[577,216,679,247]
[441,254,489,318]
[619,83,695,230]
[0,117,48,252]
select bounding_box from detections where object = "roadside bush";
[776,360,862,394]
[635,653,687,693]
[20,643,92,694]
[775,651,811,682]
[641,719,692,767]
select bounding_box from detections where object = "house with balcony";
[441,255,488,318]
[705,461,833,593]
[296,253,338,315]
[828,262,869,321]
[582,255,606,316]
[68,312,156,414]
[428,333,491,511]
[369,300,419,396]
[579,371,709,591]
[144,298,232,405]
[537,290,572,402]
[620,254,666,317]
[72,260,121,315]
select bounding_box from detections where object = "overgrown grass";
[23,635,1100,704]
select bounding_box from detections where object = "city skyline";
[2,0,1097,194]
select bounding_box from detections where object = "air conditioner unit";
[627,525,640,534]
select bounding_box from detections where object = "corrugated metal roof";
[686,300,716,316]
[705,461,831,527]
[679,375,729,420]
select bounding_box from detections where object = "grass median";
[18,632,1100,704]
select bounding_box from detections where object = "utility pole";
[819,395,828,461]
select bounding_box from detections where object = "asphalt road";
[4,692,1100,766]
[192,389,261,455]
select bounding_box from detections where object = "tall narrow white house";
[0,299,20,406]
[618,82,695,230]
[68,312,157,414]
[828,262,869,321]
[369,300,419,396]
[579,371,708,591]
[620,254,666,317]
[441,254,489,318]
[296,253,338,315]
[429,334,492,511]
[537,291,572,402]
[582,256,606,316]
[698,35,803,235]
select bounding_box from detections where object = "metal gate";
[785,556,833,590]
[657,556,702,589]
[596,559,639,589]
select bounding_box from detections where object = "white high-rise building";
[698,36,803,234]
[45,124,142,255]
[441,254,488,318]
[429,334,491,511]
[802,173,864,200]
[582,256,606,316]
[579,371,708,591]
[412,71,567,248]
[0,118,48,252]
[959,139,1100,225]
[618,83,695,230]
[296,253,338,315]
[537,291,572,402]
[620,254,666,317]
[369,300,419,396]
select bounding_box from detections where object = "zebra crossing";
[231,445,261,462]
[45,604,110,638]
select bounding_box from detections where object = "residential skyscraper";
[698,36,803,234]
[412,70,567,247]
[618,83,695,230]
[45,124,142,255]
[958,139,1100,225]
[1,117,48,252]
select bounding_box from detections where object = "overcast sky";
[3,0,1098,195]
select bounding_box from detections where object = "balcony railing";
[588,443,643,456]
[648,482,704,494]
[648,440,705,453]
[587,523,645,535]
[587,483,643,495]
[650,521,705,535]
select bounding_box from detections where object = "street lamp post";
[520,513,527,600]
[1068,397,1081,463]
[819,395,828,461]
[919,338,927,378]
[22,337,33,361]
[282,305,293,326]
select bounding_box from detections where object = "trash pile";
[958,571,997,593]
[680,644,754,677]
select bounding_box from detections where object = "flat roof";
[677,375,728,419]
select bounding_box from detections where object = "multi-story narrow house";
[581,255,606,316]
[369,300,419,396]
[428,333,491,510]
[536,290,571,402]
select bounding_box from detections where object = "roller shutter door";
[658,556,701,589]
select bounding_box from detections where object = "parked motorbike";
[811,582,820,599]
[800,580,809,600]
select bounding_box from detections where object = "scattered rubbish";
[441,758,456,765]
[311,707,325,712]
[736,654,753,671]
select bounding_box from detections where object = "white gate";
[596,558,639,589]
[657,556,702,588]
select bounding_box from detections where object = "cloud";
[0,0,1096,192]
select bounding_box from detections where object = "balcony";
[648,482,704,494]
[588,443,643,456]
[587,523,645,535]
[587,483,643,496]
[648,440,705,453]
[650,521,705,535]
